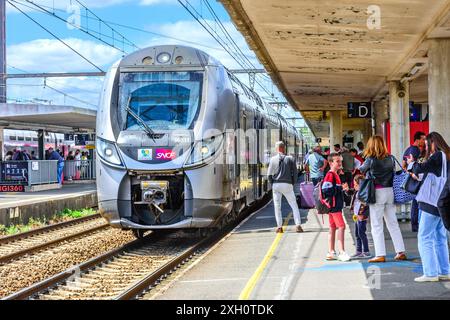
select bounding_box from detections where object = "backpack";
[313,173,336,215]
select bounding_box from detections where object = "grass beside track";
[0,208,97,236]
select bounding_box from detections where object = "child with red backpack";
[321,153,351,262]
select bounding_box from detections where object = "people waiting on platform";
[47,147,64,184]
[333,144,341,153]
[4,150,13,161]
[357,141,365,157]
[321,152,350,262]
[305,146,328,187]
[359,135,407,263]
[30,151,38,160]
[403,131,427,233]
[12,147,30,161]
[268,141,304,234]
[406,132,450,283]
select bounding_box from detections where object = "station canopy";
[220,0,450,138]
[0,103,96,133]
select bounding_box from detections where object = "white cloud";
[6,38,121,108]
[8,38,122,72]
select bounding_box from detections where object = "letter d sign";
[359,105,369,118]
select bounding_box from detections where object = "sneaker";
[351,252,363,259]
[296,225,304,233]
[276,227,283,233]
[438,274,450,281]
[414,275,439,283]
[337,252,351,262]
[362,252,372,259]
[326,251,337,260]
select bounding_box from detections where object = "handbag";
[392,157,416,204]
[358,159,376,204]
[402,173,421,195]
[415,151,448,207]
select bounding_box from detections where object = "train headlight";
[185,135,223,166]
[97,138,124,167]
[157,52,171,64]
[200,146,209,155]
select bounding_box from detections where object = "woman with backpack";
[406,132,450,282]
[359,135,407,263]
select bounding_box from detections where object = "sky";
[5,0,305,128]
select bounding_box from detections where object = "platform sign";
[347,102,372,118]
[75,134,91,146]
[31,161,39,171]
[1,162,28,182]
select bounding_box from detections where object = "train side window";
[9,136,17,141]
[18,136,24,141]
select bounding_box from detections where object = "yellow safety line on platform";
[238,212,292,300]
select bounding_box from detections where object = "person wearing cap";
[268,141,304,233]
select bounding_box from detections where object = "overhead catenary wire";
[7,0,104,72]
[177,0,274,99]
[11,0,135,54]
[6,65,98,107]
[7,65,101,95]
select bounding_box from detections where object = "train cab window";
[119,71,203,130]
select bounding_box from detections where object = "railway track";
[0,213,108,264]
[4,196,270,300]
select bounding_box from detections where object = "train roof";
[118,45,221,68]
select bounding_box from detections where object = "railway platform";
[0,183,97,226]
[153,199,450,300]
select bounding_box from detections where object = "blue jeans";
[418,210,450,277]
[57,162,64,184]
[355,220,369,253]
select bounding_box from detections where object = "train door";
[254,112,262,199]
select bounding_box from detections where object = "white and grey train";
[96,45,304,238]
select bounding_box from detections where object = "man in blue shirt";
[402,131,426,232]
[305,146,328,186]
[48,147,64,184]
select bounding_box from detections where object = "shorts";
[329,212,345,229]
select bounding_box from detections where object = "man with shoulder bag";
[268,141,304,233]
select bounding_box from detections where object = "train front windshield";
[119,71,203,130]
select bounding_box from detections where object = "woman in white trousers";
[359,136,406,263]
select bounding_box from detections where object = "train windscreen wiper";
[125,97,156,142]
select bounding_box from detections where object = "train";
[1,129,93,160]
[96,45,305,238]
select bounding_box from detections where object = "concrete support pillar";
[428,38,450,140]
[389,81,410,161]
[0,126,4,160]
[329,111,343,148]
[373,99,389,137]
[38,129,45,160]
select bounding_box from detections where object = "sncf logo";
[156,148,176,160]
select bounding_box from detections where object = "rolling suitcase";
[299,174,315,209]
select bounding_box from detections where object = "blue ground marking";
[297,256,423,274]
